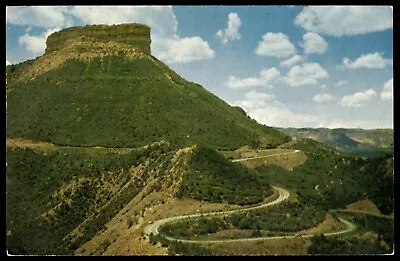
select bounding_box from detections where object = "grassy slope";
[6,142,275,254]
[160,140,393,255]
[6,143,170,255]
[308,211,393,254]
[178,145,274,205]
[345,128,393,148]
[255,139,393,214]
[6,56,290,150]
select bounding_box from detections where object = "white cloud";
[245,90,275,101]
[72,6,214,63]
[255,32,296,58]
[341,52,392,69]
[235,102,320,128]
[216,12,241,45]
[6,60,11,65]
[282,62,329,87]
[69,6,213,63]
[301,32,328,55]
[380,78,393,101]
[225,67,280,89]
[152,36,215,64]
[69,6,177,37]
[313,92,336,103]
[18,27,61,54]
[279,54,303,68]
[335,80,348,87]
[295,6,393,37]
[322,119,393,129]
[232,90,319,128]
[339,89,377,107]
[7,6,215,64]
[232,89,391,128]
[6,6,73,28]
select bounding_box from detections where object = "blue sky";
[6,6,393,129]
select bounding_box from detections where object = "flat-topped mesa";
[45,23,151,55]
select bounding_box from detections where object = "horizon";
[6,6,393,129]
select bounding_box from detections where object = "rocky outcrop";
[45,23,151,55]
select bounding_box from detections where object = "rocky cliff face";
[10,24,152,84]
[45,23,151,55]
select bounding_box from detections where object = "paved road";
[144,186,289,237]
[159,217,356,244]
[144,185,356,244]
[232,150,301,162]
[330,209,394,220]
[143,148,359,244]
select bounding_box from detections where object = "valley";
[6,23,393,256]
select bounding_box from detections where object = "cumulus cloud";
[255,32,296,58]
[71,6,214,63]
[341,52,392,69]
[232,89,391,128]
[69,6,177,36]
[152,36,215,64]
[225,67,280,89]
[6,6,73,28]
[300,32,328,55]
[8,6,215,64]
[216,12,241,45]
[313,92,336,103]
[339,89,377,107]
[322,119,393,129]
[18,27,61,54]
[380,78,393,101]
[279,54,303,68]
[245,90,275,101]
[335,80,348,87]
[233,100,320,128]
[295,6,393,37]
[282,62,329,87]
[231,90,319,128]
[6,60,11,65]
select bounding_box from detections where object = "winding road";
[143,148,359,244]
[143,186,357,244]
[232,150,301,162]
[144,186,289,237]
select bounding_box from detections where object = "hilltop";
[6,24,285,255]
[6,23,290,150]
[278,127,393,157]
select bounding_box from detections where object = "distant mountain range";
[278,127,393,157]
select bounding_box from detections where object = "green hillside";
[177,144,274,205]
[256,139,394,214]
[6,24,393,256]
[6,143,170,254]
[6,36,289,150]
[279,127,393,157]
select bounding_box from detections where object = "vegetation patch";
[256,139,393,214]
[345,200,382,215]
[7,55,290,150]
[157,201,325,241]
[6,142,170,255]
[307,234,390,255]
[177,145,274,205]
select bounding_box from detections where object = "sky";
[5,6,393,129]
